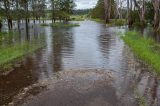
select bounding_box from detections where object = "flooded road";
[0,21,160,106]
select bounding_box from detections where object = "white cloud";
[74,0,98,9]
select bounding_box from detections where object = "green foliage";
[70,15,85,21]
[145,1,154,23]
[107,19,126,26]
[50,0,75,21]
[91,18,105,23]
[52,23,80,28]
[73,9,91,15]
[40,23,49,26]
[122,31,160,74]
[90,0,105,20]
[131,10,140,22]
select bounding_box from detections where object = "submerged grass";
[91,18,105,23]
[107,19,126,26]
[40,23,49,26]
[122,31,160,74]
[52,23,80,28]
[134,88,147,106]
[0,32,44,72]
[70,15,85,21]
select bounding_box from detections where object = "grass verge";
[52,23,80,28]
[122,31,160,74]
[0,32,44,72]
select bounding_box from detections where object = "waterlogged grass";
[0,32,45,72]
[122,31,160,74]
[40,23,49,26]
[91,18,105,23]
[0,31,19,42]
[0,41,43,71]
[70,15,85,21]
[134,88,147,106]
[52,23,80,28]
[107,19,126,26]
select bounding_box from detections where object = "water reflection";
[52,28,74,72]
[0,21,160,105]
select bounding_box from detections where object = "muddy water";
[0,21,160,106]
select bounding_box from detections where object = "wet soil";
[16,70,134,106]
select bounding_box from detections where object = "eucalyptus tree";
[0,0,14,29]
[19,0,30,27]
[0,0,2,32]
[0,19,2,32]
[104,0,111,23]
[127,0,133,28]
[152,0,160,32]
[91,0,105,19]
[104,0,117,23]
[50,0,60,23]
[133,0,146,28]
[50,0,75,22]
[15,0,20,29]
[32,0,46,23]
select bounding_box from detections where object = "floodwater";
[0,21,160,106]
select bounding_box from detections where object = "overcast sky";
[74,0,98,9]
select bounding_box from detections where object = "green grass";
[52,23,80,28]
[122,31,160,74]
[0,32,44,72]
[107,19,126,26]
[134,88,147,106]
[0,41,44,71]
[70,15,85,21]
[91,18,105,23]
[40,23,49,26]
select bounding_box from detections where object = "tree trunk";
[17,20,20,30]
[104,0,111,23]
[39,18,41,23]
[152,0,160,32]
[43,18,45,23]
[34,18,36,24]
[133,0,146,29]
[0,21,2,32]
[26,18,29,40]
[8,18,12,30]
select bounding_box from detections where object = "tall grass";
[122,31,160,74]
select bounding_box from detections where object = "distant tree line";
[73,9,91,15]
